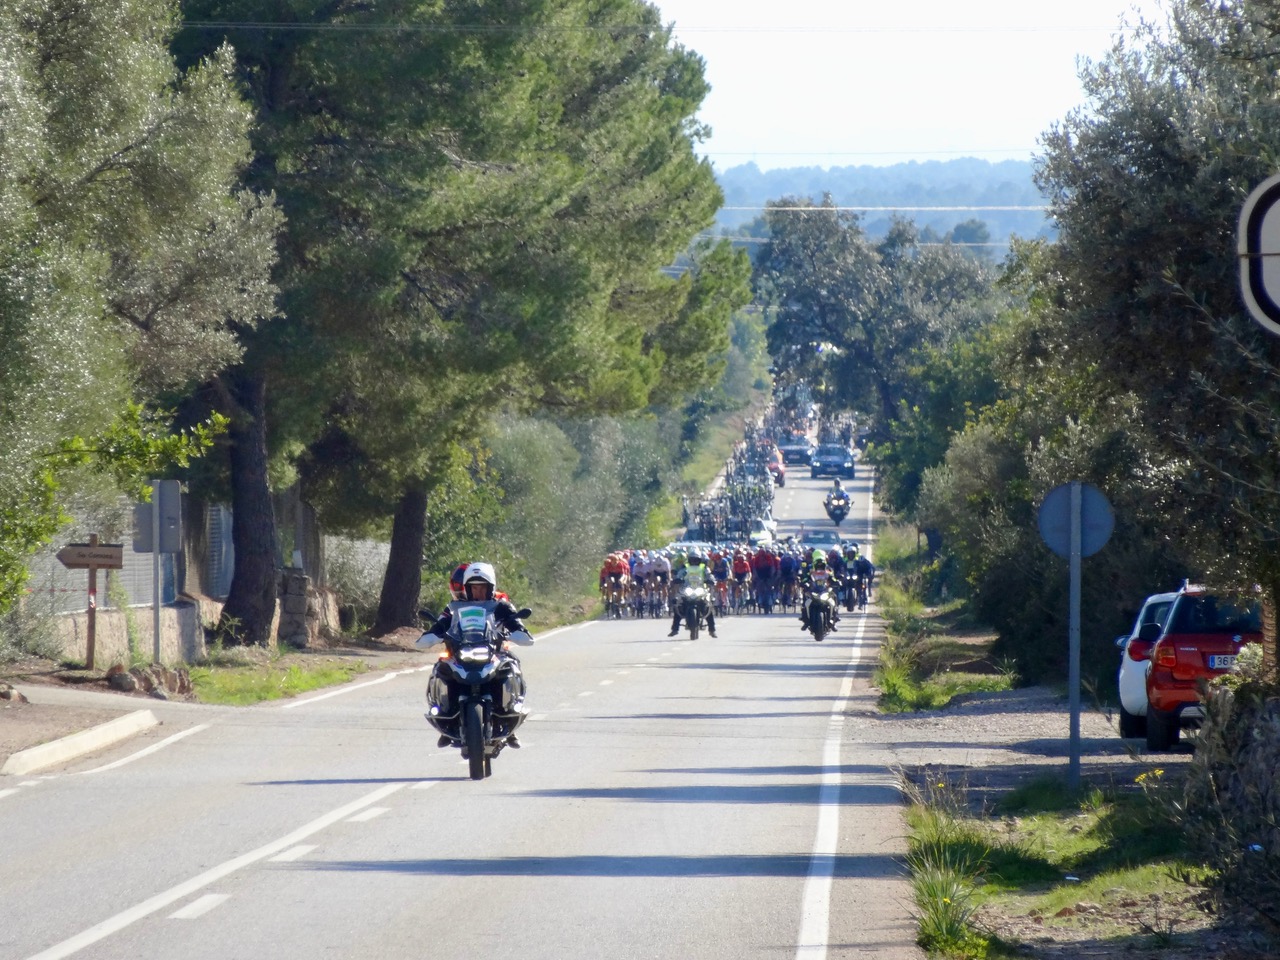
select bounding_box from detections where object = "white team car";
[1115,590,1178,738]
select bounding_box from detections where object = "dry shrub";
[1180,657,1280,933]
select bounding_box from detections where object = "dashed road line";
[346,807,388,823]
[167,894,229,920]
[26,782,408,960]
[268,845,317,863]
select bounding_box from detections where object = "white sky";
[651,0,1163,171]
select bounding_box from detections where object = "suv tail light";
[1155,643,1177,667]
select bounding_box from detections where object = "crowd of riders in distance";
[597,540,876,628]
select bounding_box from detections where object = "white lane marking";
[0,789,18,801]
[796,474,877,960]
[577,690,595,698]
[530,714,548,722]
[268,845,317,863]
[282,666,432,709]
[616,670,630,676]
[346,807,388,823]
[598,679,614,687]
[25,782,407,960]
[79,724,212,775]
[167,894,229,920]
[557,702,571,709]
[647,657,661,662]
[795,610,866,960]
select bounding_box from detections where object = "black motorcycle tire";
[464,700,486,780]
[689,611,700,640]
[809,601,827,642]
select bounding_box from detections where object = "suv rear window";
[1167,595,1261,634]
[815,446,847,457]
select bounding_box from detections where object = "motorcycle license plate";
[1208,654,1236,670]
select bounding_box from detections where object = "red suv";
[1144,585,1261,750]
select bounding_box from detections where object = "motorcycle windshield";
[449,603,497,646]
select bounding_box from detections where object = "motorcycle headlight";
[459,646,491,663]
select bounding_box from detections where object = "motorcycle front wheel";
[464,701,486,780]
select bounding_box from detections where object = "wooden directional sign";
[56,542,124,570]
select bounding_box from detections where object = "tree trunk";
[374,483,428,635]
[218,370,280,646]
[1263,577,1279,683]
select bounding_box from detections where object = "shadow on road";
[288,851,907,879]
[515,781,901,805]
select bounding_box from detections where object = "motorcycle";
[824,495,850,525]
[805,582,836,642]
[420,601,534,780]
[840,578,854,612]
[678,584,711,640]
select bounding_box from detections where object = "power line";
[181,20,1140,35]
[720,205,1048,212]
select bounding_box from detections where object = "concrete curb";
[1,709,159,776]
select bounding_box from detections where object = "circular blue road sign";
[1038,483,1114,558]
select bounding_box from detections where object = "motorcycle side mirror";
[515,607,533,620]
[417,607,436,623]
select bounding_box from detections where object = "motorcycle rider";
[422,562,532,748]
[669,551,717,638]
[799,556,842,633]
[825,477,847,506]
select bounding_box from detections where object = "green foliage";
[1179,676,1280,928]
[0,605,62,664]
[189,658,368,705]
[0,0,276,614]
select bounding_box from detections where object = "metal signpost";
[133,479,182,663]
[55,534,124,670]
[1038,482,1114,792]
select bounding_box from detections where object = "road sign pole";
[152,491,161,664]
[86,534,98,670]
[1068,482,1082,793]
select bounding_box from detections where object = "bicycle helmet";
[462,561,497,601]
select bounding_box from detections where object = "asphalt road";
[1,466,921,960]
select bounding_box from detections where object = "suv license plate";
[1209,654,1237,670]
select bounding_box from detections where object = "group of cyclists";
[598,539,875,626]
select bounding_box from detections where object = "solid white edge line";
[795,472,876,960]
[79,724,211,775]
[167,894,229,920]
[25,782,407,960]
[281,666,431,709]
[795,611,867,960]
[0,788,18,800]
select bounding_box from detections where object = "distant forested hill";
[713,158,1051,248]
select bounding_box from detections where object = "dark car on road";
[809,444,856,479]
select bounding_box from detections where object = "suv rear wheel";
[1118,704,1146,739]
[1146,706,1179,751]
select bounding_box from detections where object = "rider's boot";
[668,613,681,637]
[707,613,718,638]
[506,733,522,748]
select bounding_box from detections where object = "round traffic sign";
[1038,483,1114,558]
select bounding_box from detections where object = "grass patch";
[902,773,1204,958]
[189,657,368,705]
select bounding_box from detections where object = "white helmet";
[462,562,496,601]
